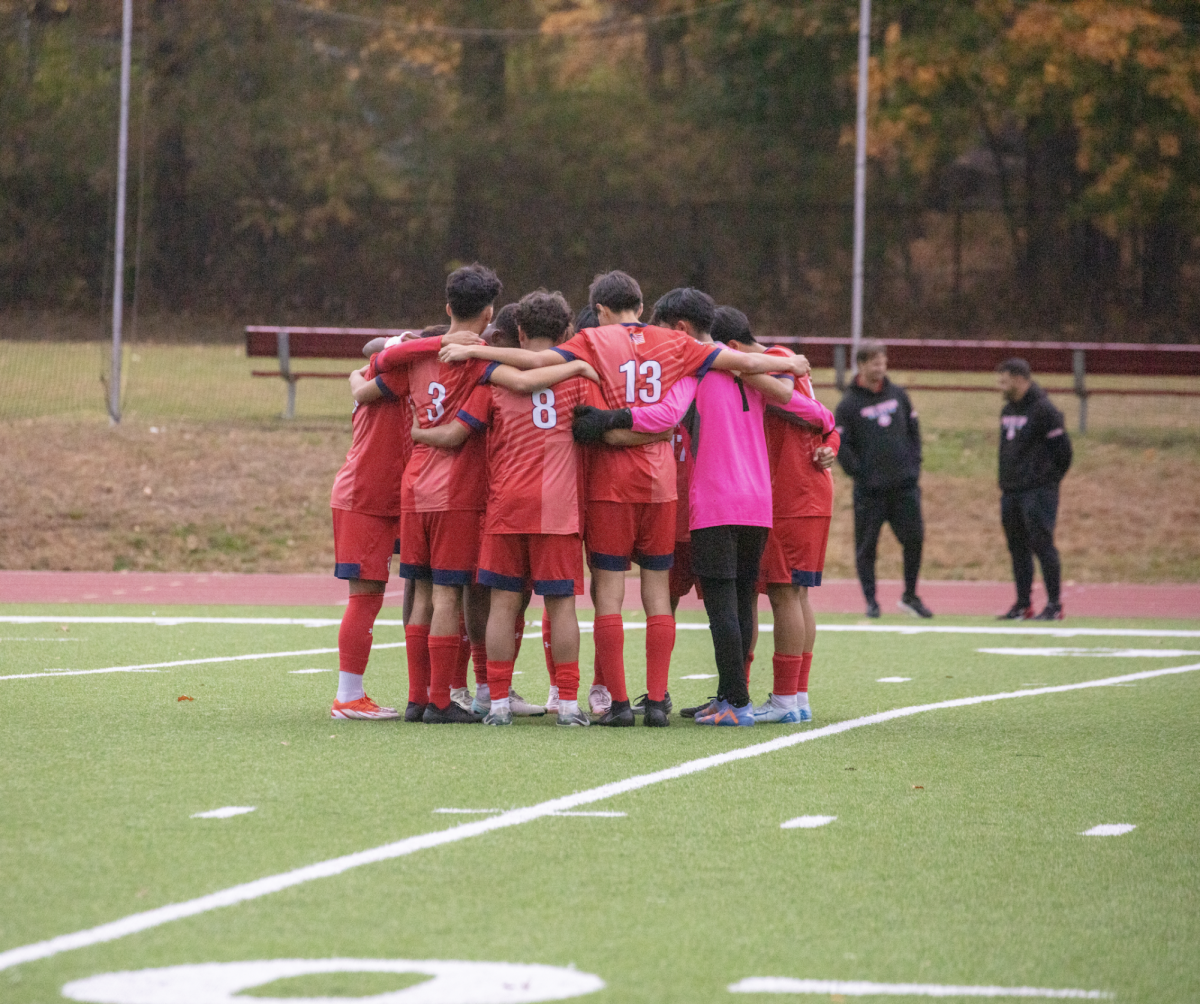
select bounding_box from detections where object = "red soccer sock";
[744,648,756,686]
[556,660,580,702]
[471,642,489,687]
[487,659,515,700]
[798,651,813,694]
[404,624,431,704]
[645,614,675,702]
[338,592,385,677]
[772,653,803,697]
[513,610,525,662]
[427,634,460,709]
[593,614,627,703]
[542,616,556,686]
[452,613,470,690]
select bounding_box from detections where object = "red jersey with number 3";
[553,323,722,503]
[763,345,840,517]
[329,360,413,517]
[458,368,594,535]
[400,355,491,513]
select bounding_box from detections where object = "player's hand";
[439,342,477,363]
[788,354,812,378]
[441,329,484,348]
[572,405,632,444]
[813,446,836,470]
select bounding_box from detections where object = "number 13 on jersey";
[618,359,661,403]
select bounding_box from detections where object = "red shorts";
[478,532,584,597]
[758,516,832,590]
[585,500,676,571]
[668,540,704,601]
[332,508,399,582]
[398,509,483,586]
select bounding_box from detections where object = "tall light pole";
[849,0,871,364]
[109,0,133,424]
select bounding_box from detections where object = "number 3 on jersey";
[426,381,446,422]
[532,389,557,429]
[618,359,662,403]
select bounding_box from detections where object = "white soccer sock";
[558,698,579,715]
[337,672,364,703]
[772,692,798,709]
[491,696,511,714]
[797,691,810,707]
[476,683,490,702]
[547,685,559,702]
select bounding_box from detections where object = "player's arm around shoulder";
[350,365,382,405]
[485,359,598,395]
[410,408,472,450]
[439,343,564,370]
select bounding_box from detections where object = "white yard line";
[1,661,1196,974]
[729,977,1110,998]
[0,643,406,683]
[3,615,1199,639]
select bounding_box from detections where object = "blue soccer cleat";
[752,694,805,724]
[695,699,755,727]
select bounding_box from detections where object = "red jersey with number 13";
[552,323,721,504]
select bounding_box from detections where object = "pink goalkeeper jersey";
[631,372,834,532]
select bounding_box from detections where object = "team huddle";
[328,265,838,727]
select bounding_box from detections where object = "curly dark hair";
[651,287,716,334]
[514,290,573,344]
[491,303,520,348]
[446,262,502,319]
[587,270,642,313]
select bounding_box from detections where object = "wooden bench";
[760,336,1200,431]
[245,326,418,418]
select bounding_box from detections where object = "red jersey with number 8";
[552,323,721,504]
[458,368,595,535]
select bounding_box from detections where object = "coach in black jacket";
[996,358,1073,621]
[835,341,932,618]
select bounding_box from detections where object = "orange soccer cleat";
[330,695,401,720]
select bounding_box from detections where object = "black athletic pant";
[691,524,770,708]
[853,484,924,602]
[1001,485,1062,606]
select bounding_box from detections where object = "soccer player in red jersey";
[414,291,599,726]
[440,272,811,726]
[712,308,839,723]
[371,263,503,724]
[328,326,477,720]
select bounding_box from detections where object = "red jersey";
[671,420,695,542]
[458,368,594,536]
[763,345,840,517]
[374,336,492,513]
[329,360,412,517]
[553,323,722,503]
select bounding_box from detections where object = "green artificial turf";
[1,605,1198,1002]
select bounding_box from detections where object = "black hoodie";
[998,382,1072,492]
[834,377,922,491]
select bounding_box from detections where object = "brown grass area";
[1,417,1198,582]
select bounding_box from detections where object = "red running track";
[0,571,1196,620]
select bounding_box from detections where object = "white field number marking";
[728,977,1111,998]
[781,816,836,829]
[288,668,331,674]
[62,958,604,1004]
[2,661,1197,974]
[681,673,717,680]
[1081,824,1136,837]
[191,807,256,820]
[979,647,1200,658]
[877,677,910,683]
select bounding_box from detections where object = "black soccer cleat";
[631,691,672,715]
[404,701,428,722]
[681,697,718,719]
[642,699,670,727]
[998,603,1033,620]
[1032,602,1064,621]
[865,599,881,619]
[422,702,483,724]
[898,593,933,619]
[595,699,634,727]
